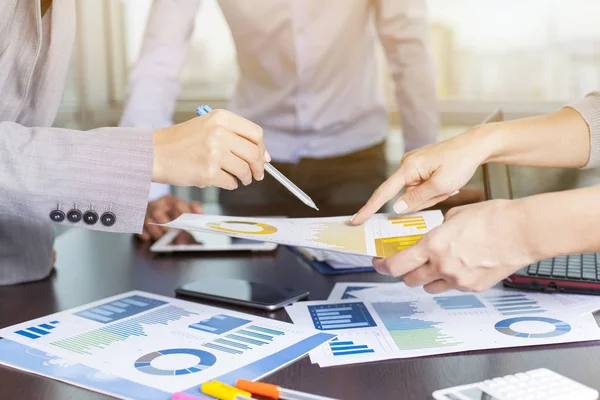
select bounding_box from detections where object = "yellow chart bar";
[393,222,427,227]
[390,215,427,230]
[374,235,424,257]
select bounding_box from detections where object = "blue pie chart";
[494,317,571,338]
[134,348,216,376]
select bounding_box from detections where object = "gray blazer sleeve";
[0,122,153,233]
[567,92,600,169]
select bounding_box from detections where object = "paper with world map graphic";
[160,211,444,257]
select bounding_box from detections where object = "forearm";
[475,107,590,168]
[119,0,200,129]
[513,186,600,261]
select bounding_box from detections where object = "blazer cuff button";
[101,212,116,227]
[83,210,99,225]
[49,210,65,223]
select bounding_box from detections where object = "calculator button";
[527,369,548,377]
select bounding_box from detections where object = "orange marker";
[236,380,339,400]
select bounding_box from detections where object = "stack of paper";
[286,283,600,367]
[161,211,444,257]
[293,247,374,270]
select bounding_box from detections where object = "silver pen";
[196,105,319,210]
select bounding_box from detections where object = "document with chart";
[0,291,334,399]
[285,284,600,367]
[161,211,443,257]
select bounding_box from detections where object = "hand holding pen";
[197,106,318,210]
[153,107,268,191]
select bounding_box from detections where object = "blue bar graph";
[188,314,251,335]
[226,334,268,346]
[434,295,486,310]
[329,340,375,356]
[215,338,251,350]
[197,324,285,355]
[485,294,546,316]
[15,330,41,339]
[237,329,273,341]
[74,295,167,324]
[203,343,243,355]
[51,306,197,354]
[246,325,285,336]
[15,321,60,340]
[309,302,377,331]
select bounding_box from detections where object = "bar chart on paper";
[373,235,424,257]
[328,338,376,356]
[188,315,251,334]
[372,302,462,350]
[74,295,168,323]
[308,303,377,331]
[52,306,197,355]
[15,321,60,340]
[186,315,287,356]
[204,325,285,355]
[484,294,546,316]
[388,215,428,229]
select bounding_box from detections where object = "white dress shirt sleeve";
[374,0,440,152]
[119,0,202,201]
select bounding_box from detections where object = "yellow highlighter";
[201,380,253,400]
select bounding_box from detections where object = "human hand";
[372,200,537,293]
[152,109,270,190]
[139,195,203,241]
[351,129,492,225]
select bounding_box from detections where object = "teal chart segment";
[494,317,571,338]
[134,348,217,376]
[484,294,546,316]
[372,301,463,350]
[433,295,486,310]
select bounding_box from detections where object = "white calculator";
[432,368,598,400]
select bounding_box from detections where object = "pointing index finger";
[351,169,407,225]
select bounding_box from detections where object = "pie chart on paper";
[494,317,571,339]
[134,348,216,376]
[207,221,278,235]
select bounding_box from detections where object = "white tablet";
[150,229,278,253]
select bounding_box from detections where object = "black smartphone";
[175,278,309,311]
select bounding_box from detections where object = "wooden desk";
[1,205,600,400]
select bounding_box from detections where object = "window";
[428,0,600,102]
[122,0,237,101]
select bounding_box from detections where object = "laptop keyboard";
[526,253,600,281]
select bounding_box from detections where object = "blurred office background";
[56,0,600,204]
